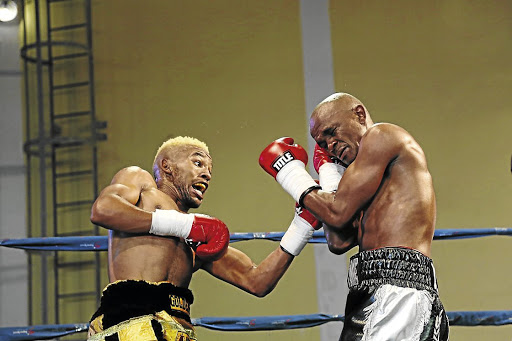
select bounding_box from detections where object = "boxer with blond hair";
[88,136,320,341]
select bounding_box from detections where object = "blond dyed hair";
[153,136,209,166]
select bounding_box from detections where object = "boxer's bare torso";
[104,168,198,330]
[355,124,436,256]
[108,181,195,287]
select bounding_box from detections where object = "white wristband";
[276,160,318,203]
[150,209,194,238]
[318,162,345,192]
[280,214,315,256]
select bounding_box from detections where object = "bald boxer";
[259,93,449,341]
[87,136,320,341]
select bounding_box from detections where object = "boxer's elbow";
[327,242,346,255]
[251,289,269,298]
[325,226,357,255]
[245,281,274,298]
[251,286,274,298]
[327,241,354,255]
[243,273,278,298]
[90,197,112,227]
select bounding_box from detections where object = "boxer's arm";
[323,223,358,255]
[304,126,401,231]
[322,212,361,254]
[90,166,155,233]
[91,167,230,260]
[201,246,294,297]
[200,205,320,296]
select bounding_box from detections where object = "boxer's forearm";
[203,246,293,298]
[302,189,357,230]
[244,247,294,297]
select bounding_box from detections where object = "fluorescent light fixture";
[0,0,18,23]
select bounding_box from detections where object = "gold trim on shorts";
[87,311,197,341]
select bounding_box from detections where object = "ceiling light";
[0,0,18,23]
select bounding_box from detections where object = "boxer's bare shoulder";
[111,166,156,190]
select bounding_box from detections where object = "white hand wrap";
[276,160,318,203]
[280,214,315,256]
[318,162,346,192]
[150,209,194,238]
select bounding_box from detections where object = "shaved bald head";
[312,93,367,119]
[309,93,374,165]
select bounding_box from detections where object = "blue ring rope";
[1,228,511,252]
[1,228,510,339]
[0,311,511,340]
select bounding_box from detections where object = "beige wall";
[330,1,512,340]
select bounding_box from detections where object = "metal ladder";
[21,0,106,327]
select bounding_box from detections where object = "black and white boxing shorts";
[340,247,449,341]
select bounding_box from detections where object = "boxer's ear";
[161,158,173,176]
[354,105,366,125]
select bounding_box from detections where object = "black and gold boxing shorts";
[88,280,196,341]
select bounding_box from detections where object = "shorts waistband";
[91,280,194,325]
[348,247,438,292]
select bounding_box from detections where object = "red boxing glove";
[313,144,336,173]
[150,210,230,261]
[259,137,319,204]
[313,144,346,192]
[187,215,230,261]
[259,137,309,178]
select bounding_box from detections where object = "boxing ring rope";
[1,311,511,340]
[1,228,511,252]
[1,228,511,340]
